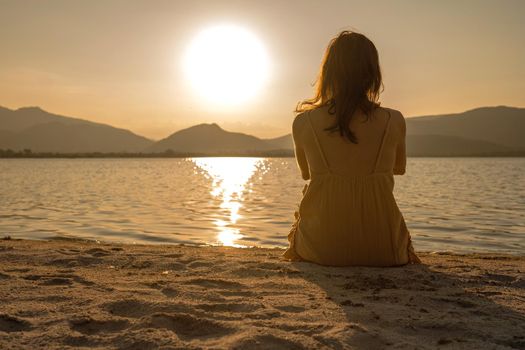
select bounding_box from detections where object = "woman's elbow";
[393,168,405,175]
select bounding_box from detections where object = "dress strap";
[307,112,331,173]
[373,110,392,173]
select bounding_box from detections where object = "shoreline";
[3,236,524,257]
[1,239,524,349]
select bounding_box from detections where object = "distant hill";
[248,133,516,157]
[1,105,523,156]
[245,106,525,156]
[147,123,280,154]
[0,106,153,152]
[264,134,294,150]
[405,106,525,149]
[0,106,89,131]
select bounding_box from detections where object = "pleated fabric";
[283,107,420,266]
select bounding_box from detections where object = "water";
[0,158,524,254]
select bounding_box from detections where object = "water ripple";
[0,157,523,254]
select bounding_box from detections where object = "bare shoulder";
[381,107,405,123]
[379,107,405,133]
[292,111,309,133]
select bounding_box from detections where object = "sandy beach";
[0,239,524,349]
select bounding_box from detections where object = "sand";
[0,239,524,349]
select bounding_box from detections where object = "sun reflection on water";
[191,157,263,247]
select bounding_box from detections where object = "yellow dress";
[283,107,420,266]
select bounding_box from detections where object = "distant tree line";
[0,148,296,158]
[1,148,525,158]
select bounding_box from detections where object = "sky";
[1,0,524,139]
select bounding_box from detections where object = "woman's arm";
[393,112,407,175]
[293,116,310,180]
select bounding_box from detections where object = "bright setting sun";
[182,24,270,106]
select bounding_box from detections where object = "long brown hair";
[296,31,383,143]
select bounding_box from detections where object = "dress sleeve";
[293,116,310,180]
[393,113,407,175]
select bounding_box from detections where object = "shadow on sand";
[291,254,525,349]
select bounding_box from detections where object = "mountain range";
[0,106,152,153]
[1,105,524,156]
[146,123,287,153]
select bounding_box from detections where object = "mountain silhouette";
[1,105,523,156]
[264,134,294,150]
[223,106,525,156]
[146,123,280,153]
[0,106,153,152]
[0,106,89,131]
[405,106,525,149]
[244,106,525,156]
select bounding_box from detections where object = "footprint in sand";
[69,317,130,335]
[103,299,156,318]
[138,312,231,340]
[161,287,179,298]
[0,314,32,332]
[184,278,255,297]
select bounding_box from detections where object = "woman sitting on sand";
[284,31,421,266]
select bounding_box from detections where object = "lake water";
[1,158,524,254]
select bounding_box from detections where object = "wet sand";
[0,239,524,349]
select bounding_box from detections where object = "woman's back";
[293,106,406,178]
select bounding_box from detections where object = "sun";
[183,24,270,106]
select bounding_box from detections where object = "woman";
[283,31,421,266]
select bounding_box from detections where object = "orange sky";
[1,0,524,139]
